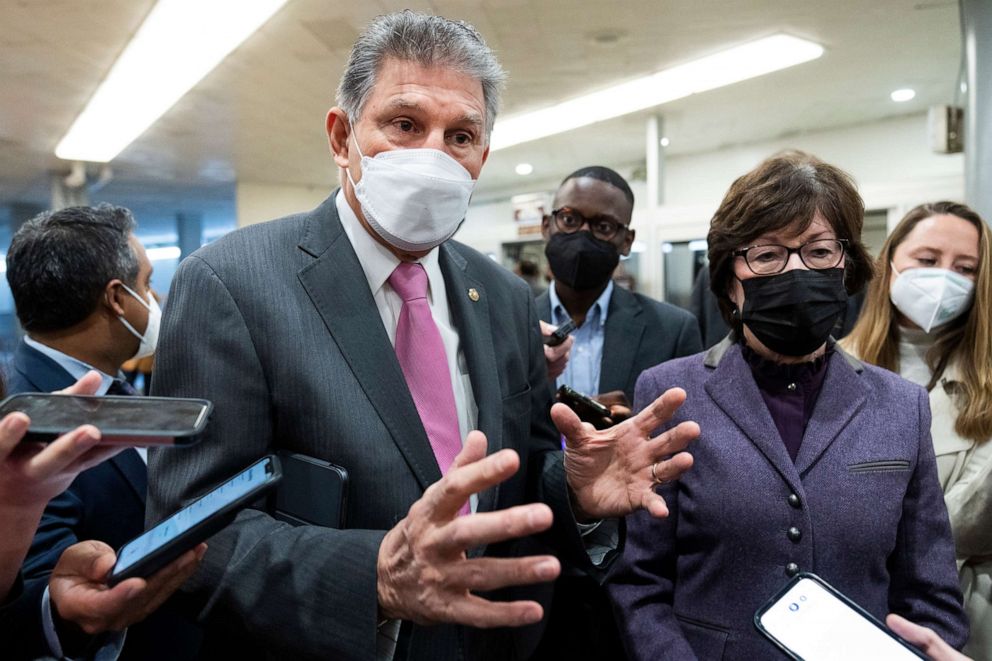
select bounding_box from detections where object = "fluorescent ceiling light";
[515,163,534,175]
[146,246,182,261]
[890,88,916,102]
[55,0,288,163]
[491,34,824,151]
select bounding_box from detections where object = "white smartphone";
[754,573,926,660]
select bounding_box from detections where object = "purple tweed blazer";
[608,337,968,660]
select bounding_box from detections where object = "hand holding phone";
[108,455,281,586]
[543,319,576,347]
[755,572,926,660]
[0,393,213,446]
[556,385,614,430]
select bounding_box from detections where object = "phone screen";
[758,576,923,660]
[1,394,209,435]
[114,458,274,574]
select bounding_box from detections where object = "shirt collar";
[23,336,117,395]
[548,280,615,328]
[335,189,443,302]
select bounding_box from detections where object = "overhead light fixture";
[515,163,534,175]
[890,88,916,102]
[491,34,824,151]
[146,246,182,261]
[55,0,288,162]
[660,137,671,147]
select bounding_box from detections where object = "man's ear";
[326,107,351,169]
[104,280,128,317]
[620,228,636,257]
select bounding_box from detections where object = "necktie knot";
[389,262,429,302]
[108,379,138,396]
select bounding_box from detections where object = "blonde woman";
[844,201,992,660]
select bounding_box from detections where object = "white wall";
[236,181,333,227]
[458,112,965,299]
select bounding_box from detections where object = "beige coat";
[931,363,992,660]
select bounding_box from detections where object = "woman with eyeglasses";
[842,201,992,660]
[607,151,968,660]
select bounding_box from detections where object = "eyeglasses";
[551,207,628,242]
[733,238,848,275]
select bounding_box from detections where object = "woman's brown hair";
[843,201,992,443]
[707,150,875,328]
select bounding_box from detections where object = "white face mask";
[118,284,161,359]
[889,264,975,333]
[345,130,476,252]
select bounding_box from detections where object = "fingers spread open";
[632,388,687,435]
[552,403,591,449]
[449,431,489,472]
[450,594,545,629]
[445,555,560,593]
[428,503,554,554]
[426,447,520,521]
[645,420,699,457]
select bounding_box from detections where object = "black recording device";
[556,384,613,429]
[543,319,577,347]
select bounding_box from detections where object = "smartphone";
[0,393,212,446]
[556,384,613,430]
[108,455,282,586]
[754,572,925,660]
[543,319,577,347]
[271,451,349,529]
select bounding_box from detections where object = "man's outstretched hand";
[377,432,561,628]
[556,387,698,521]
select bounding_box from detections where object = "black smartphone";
[0,393,212,446]
[108,455,282,586]
[754,572,925,660]
[543,319,576,347]
[556,384,613,430]
[271,451,349,529]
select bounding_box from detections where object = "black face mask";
[545,231,620,291]
[740,268,848,357]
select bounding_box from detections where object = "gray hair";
[336,11,506,139]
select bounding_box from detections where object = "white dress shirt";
[336,191,479,474]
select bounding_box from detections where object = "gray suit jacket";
[147,194,598,661]
[608,338,968,660]
[536,285,702,402]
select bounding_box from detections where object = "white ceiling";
[0,0,964,210]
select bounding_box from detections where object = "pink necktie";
[389,263,466,498]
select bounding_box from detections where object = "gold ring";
[650,461,660,484]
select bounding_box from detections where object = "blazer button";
[787,527,802,542]
[788,493,801,509]
[785,562,800,577]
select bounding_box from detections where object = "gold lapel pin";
[467,288,480,302]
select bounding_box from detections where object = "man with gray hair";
[148,11,697,660]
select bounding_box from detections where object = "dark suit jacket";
[146,193,603,661]
[536,285,702,402]
[608,337,968,660]
[0,340,200,660]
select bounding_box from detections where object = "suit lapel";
[703,343,803,493]
[599,287,645,395]
[794,349,868,475]
[111,450,148,504]
[440,244,502,514]
[296,196,442,491]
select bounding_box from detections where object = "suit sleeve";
[0,573,51,660]
[606,369,696,661]
[147,255,384,661]
[886,387,969,649]
[674,311,704,358]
